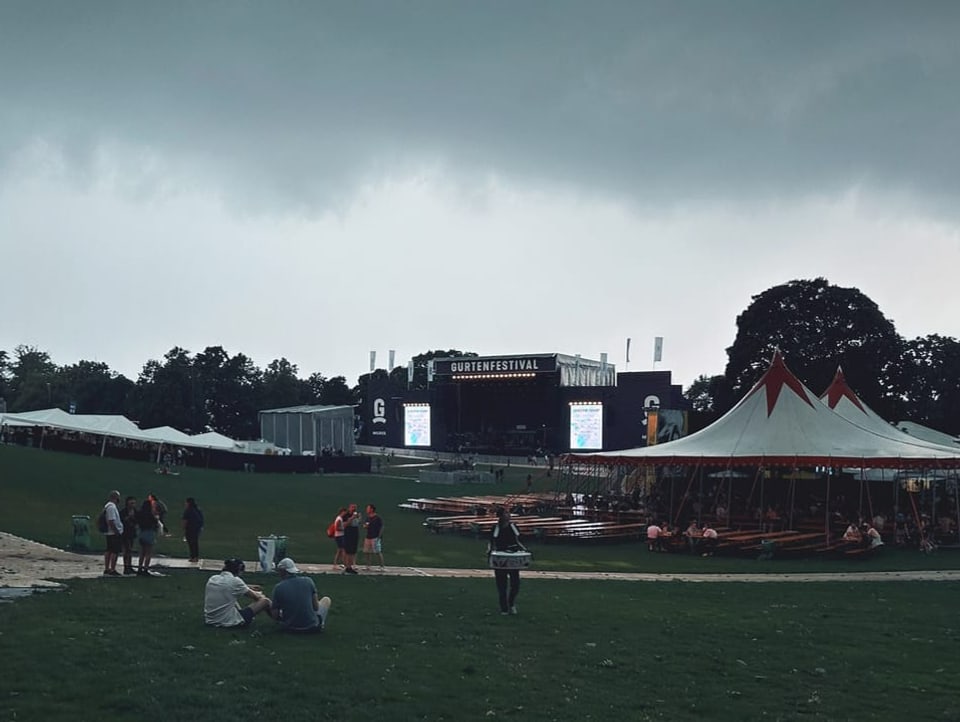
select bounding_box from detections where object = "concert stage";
[359,352,689,455]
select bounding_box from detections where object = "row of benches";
[423,514,647,541]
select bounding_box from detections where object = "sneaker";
[137,570,150,577]
[346,567,359,575]
[123,568,137,576]
[103,569,121,577]
[500,611,509,616]
[510,606,518,615]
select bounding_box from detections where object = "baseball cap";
[276,557,300,574]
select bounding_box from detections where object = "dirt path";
[3,532,960,589]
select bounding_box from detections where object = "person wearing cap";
[203,559,272,628]
[270,557,332,633]
[102,490,124,576]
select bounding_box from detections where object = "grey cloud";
[2,1,959,213]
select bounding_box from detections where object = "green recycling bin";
[257,535,289,572]
[71,515,91,551]
[758,539,776,561]
[273,535,288,563]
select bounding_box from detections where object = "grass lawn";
[2,444,960,574]
[3,445,960,720]
[2,572,959,721]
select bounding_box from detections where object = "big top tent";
[571,351,960,469]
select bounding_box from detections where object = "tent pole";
[759,472,765,531]
[673,464,698,528]
[857,472,864,522]
[100,435,107,458]
[697,466,704,526]
[789,478,796,531]
[824,471,831,545]
[954,477,960,546]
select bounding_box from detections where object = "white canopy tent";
[0,409,241,452]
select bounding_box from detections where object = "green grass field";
[2,445,960,721]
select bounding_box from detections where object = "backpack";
[96,509,109,534]
[326,520,337,538]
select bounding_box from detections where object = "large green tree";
[7,346,58,411]
[895,334,960,435]
[54,360,133,414]
[723,278,902,418]
[127,347,197,430]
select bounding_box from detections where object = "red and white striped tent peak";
[572,351,960,469]
[820,367,960,453]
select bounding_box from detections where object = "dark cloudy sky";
[2,1,959,389]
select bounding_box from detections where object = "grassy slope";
[3,446,960,721]
[2,444,959,573]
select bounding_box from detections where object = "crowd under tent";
[559,351,960,541]
[0,408,243,454]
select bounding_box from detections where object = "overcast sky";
[2,1,959,390]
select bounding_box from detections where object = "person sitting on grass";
[270,557,332,633]
[203,558,271,628]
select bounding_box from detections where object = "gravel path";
[3,531,960,590]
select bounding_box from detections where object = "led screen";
[569,404,603,450]
[404,405,431,447]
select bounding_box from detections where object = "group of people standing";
[100,490,205,576]
[330,503,384,574]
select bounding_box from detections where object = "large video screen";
[403,404,432,447]
[569,403,603,450]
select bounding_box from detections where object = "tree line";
[2,279,958,440]
[0,346,354,440]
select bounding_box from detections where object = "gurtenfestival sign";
[433,356,557,375]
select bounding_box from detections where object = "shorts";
[334,536,345,548]
[105,534,122,553]
[237,607,256,626]
[363,538,382,554]
[139,530,157,547]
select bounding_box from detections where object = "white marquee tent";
[572,352,960,469]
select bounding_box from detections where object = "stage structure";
[357,353,690,455]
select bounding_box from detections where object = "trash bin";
[273,535,287,562]
[758,539,776,561]
[71,515,91,551]
[257,535,288,572]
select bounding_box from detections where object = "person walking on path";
[363,504,385,571]
[487,507,528,615]
[120,495,139,575]
[270,557,332,633]
[181,497,204,563]
[102,490,124,576]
